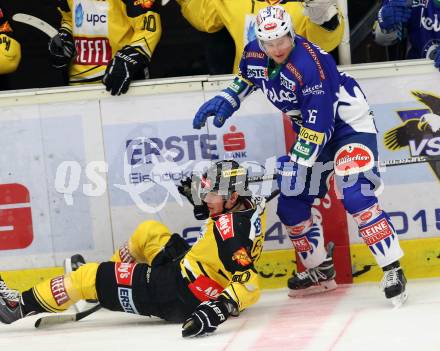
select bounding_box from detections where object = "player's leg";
[277,194,337,297]
[334,133,407,307]
[0,263,99,324]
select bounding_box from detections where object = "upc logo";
[0,183,33,250]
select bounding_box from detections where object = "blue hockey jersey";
[375,0,440,59]
[229,35,376,167]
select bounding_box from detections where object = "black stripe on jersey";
[184,266,196,281]
[196,261,210,278]
[217,268,229,281]
[122,0,159,18]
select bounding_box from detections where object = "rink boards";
[0,60,439,289]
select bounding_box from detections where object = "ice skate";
[0,276,23,324]
[64,254,99,311]
[288,242,337,297]
[381,261,407,308]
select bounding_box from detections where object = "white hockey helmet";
[255,5,295,43]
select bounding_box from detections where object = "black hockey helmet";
[200,160,249,198]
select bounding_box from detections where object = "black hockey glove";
[182,299,231,337]
[48,28,76,68]
[103,45,149,96]
[178,176,209,220]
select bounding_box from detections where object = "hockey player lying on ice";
[0,160,268,337]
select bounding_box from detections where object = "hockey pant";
[277,131,403,269]
[21,220,195,321]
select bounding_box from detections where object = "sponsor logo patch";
[115,262,137,286]
[299,127,324,145]
[247,65,268,79]
[334,143,374,176]
[188,275,223,301]
[74,37,112,65]
[280,72,296,91]
[264,22,277,30]
[215,213,234,240]
[118,287,139,314]
[290,237,312,253]
[292,141,313,159]
[50,276,70,306]
[222,168,246,177]
[359,218,393,245]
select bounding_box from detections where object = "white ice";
[1,278,440,351]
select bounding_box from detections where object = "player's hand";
[177,176,209,220]
[48,28,76,68]
[182,300,230,337]
[103,45,149,96]
[303,0,338,25]
[377,0,412,32]
[193,89,240,129]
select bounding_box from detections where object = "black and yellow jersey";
[176,0,344,73]
[180,196,266,312]
[0,7,21,74]
[56,0,161,84]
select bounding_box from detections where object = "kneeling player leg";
[111,220,173,264]
[21,263,99,314]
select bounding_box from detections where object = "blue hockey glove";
[276,155,309,196]
[377,0,412,32]
[181,299,230,337]
[193,88,240,129]
[434,48,440,71]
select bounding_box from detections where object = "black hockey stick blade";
[35,303,102,328]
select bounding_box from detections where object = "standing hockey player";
[48,0,161,95]
[0,6,21,75]
[176,0,344,73]
[374,0,440,70]
[0,160,268,337]
[192,5,407,307]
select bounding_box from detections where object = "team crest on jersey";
[215,213,235,240]
[134,0,155,9]
[0,21,12,33]
[232,247,252,266]
[384,91,440,181]
[334,143,374,176]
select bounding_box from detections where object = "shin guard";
[353,204,403,267]
[286,217,327,269]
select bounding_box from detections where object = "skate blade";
[288,279,337,298]
[390,291,408,309]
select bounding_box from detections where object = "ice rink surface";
[1,278,440,351]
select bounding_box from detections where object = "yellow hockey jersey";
[180,196,266,312]
[56,0,161,84]
[0,7,21,74]
[177,0,344,73]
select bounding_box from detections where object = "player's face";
[203,191,226,217]
[262,34,293,64]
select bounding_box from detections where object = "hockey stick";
[34,303,102,329]
[12,13,58,38]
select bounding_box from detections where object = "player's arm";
[290,74,335,167]
[293,0,344,52]
[48,1,76,69]
[182,214,260,337]
[176,0,223,33]
[102,0,161,95]
[0,8,21,74]
[192,46,256,129]
[373,0,411,47]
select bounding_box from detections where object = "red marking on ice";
[251,288,349,350]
